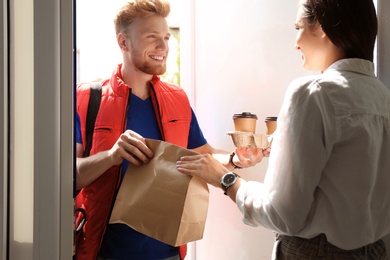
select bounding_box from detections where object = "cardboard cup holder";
[227,131,273,149]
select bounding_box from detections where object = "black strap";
[83,82,102,157]
[75,208,87,232]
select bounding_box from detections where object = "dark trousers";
[97,255,180,260]
[273,233,388,260]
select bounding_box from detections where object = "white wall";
[185,1,311,259]
[185,0,390,259]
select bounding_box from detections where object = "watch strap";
[229,152,243,169]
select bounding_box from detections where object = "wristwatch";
[221,172,240,195]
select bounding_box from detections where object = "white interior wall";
[187,0,389,259]
[187,1,312,259]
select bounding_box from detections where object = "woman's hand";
[176,153,230,188]
[232,147,271,168]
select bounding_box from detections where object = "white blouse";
[236,58,390,250]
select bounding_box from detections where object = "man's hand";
[108,130,154,166]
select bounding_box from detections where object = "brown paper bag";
[109,138,209,247]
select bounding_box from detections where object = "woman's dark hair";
[301,0,377,61]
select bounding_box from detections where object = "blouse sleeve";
[236,76,337,234]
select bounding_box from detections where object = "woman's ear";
[320,31,327,39]
[318,24,327,39]
[117,33,128,51]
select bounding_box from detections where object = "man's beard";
[131,49,167,75]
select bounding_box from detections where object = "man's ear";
[117,33,129,51]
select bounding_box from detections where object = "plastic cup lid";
[233,112,258,119]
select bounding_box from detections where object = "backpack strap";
[83,82,102,157]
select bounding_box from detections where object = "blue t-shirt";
[75,112,82,144]
[75,93,207,259]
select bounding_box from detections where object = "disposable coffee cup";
[233,112,258,133]
[265,117,277,135]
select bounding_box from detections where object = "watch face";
[221,172,239,195]
[222,173,236,185]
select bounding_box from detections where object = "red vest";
[75,65,191,260]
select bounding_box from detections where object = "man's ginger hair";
[114,0,170,35]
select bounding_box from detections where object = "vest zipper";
[97,88,130,257]
[149,83,165,141]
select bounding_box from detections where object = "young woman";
[176,0,390,259]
